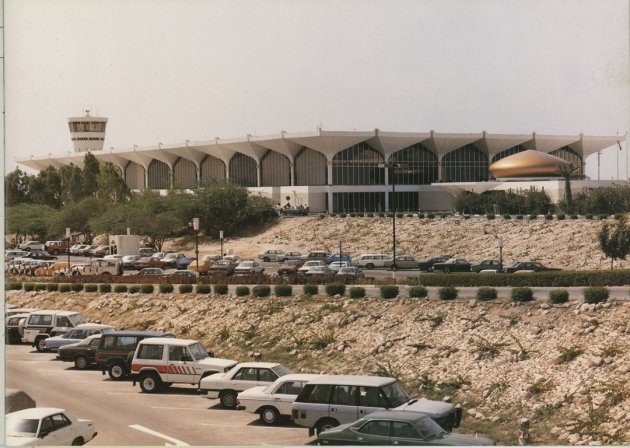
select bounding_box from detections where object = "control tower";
[68,110,108,152]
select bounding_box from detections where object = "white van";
[4,250,28,261]
[291,375,462,436]
[352,254,392,269]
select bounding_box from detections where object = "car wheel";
[220,390,238,408]
[10,268,18,275]
[74,355,89,370]
[444,268,450,274]
[263,257,270,262]
[108,362,127,380]
[316,418,339,435]
[260,406,279,425]
[139,372,161,393]
[366,263,374,270]
[72,271,81,276]
[71,437,84,446]
[391,264,398,271]
[52,250,58,255]
[35,337,48,352]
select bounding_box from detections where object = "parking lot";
[6,344,313,446]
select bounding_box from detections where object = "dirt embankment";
[7,290,629,445]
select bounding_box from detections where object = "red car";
[277,259,304,276]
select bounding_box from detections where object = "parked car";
[258,250,290,262]
[130,337,238,393]
[234,260,265,275]
[504,261,561,273]
[297,260,327,275]
[5,308,38,344]
[187,255,221,275]
[161,253,194,269]
[138,247,156,257]
[317,411,493,446]
[87,245,110,257]
[24,250,58,261]
[328,261,350,272]
[35,261,70,277]
[471,260,503,273]
[206,259,237,276]
[337,266,365,278]
[166,269,199,283]
[5,249,28,261]
[302,250,332,262]
[57,333,103,370]
[432,258,472,273]
[122,255,142,270]
[238,373,320,425]
[417,256,452,272]
[18,241,45,251]
[305,266,335,277]
[292,375,462,437]
[42,323,115,352]
[53,263,89,276]
[384,256,422,270]
[276,259,304,276]
[130,256,153,270]
[72,259,122,276]
[44,241,68,255]
[352,254,392,270]
[69,244,91,256]
[326,253,353,264]
[137,267,166,276]
[96,330,175,380]
[6,407,98,446]
[200,362,293,409]
[21,310,87,352]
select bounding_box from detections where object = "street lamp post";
[498,237,504,266]
[220,230,224,258]
[192,218,200,271]
[391,164,398,280]
[65,228,71,274]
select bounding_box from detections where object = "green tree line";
[5,155,277,248]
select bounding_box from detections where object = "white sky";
[4,0,630,179]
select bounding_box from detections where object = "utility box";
[110,234,141,256]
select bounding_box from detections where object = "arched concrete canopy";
[423,131,484,158]
[251,133,303,162]
[93,152,131,173]
[473,132,533,160]
[528,133,580,154]
[286,130,374,160]
[568,134,624,159]
[163,146,207,167]
[221,136,269,163]
[367,130,432,160]
[190,140,236,167]
[136,147,179,169]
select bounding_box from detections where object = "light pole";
[192,218,200,271]
[220,230,224,258]
[338,235,344,264]
[65,228,71,274]
[498,237,504,267]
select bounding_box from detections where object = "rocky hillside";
[8,290,629,445]
[168,216,627,271]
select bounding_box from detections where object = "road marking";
[200,422,303,431]
[150,406,208,411]
[129,424,190,446]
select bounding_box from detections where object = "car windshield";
[415,415,447,438]
[271,364,293,377]
[189,342,210,360]
[6,417,39,436]
[381,381,411,407]
[68,314,86,326]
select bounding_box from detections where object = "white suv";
[22,310,87,352]
[130,338,237,393]
[352,254,392,269]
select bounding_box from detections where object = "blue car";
[42,324,115,352]
[326,253,353,264]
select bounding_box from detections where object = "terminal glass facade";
[295,148,327,185]
[229,153,257,187]
[389,143,438,185]
[333,192,385,213]
[333,143,385,185]
[261,150,290,186]
[550,146,583,176]
[148,160,170,189]
[200,155,226,182]
[491,145,526,164]
[441,145,489,182]
[173,158,197,189]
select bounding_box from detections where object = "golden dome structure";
[489,150,569,178]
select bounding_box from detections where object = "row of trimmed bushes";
[6,281,610,303]
[319,213,622,220]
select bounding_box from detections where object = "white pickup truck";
[130,338,237,393]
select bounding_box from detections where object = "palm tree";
[556,161,580,213]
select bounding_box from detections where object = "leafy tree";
[6,204,57,243]
[49,197,107,244]
[28,166,62,208]
[5,168,31,206]
[598,216,630,269]
[82,152,101,197]
[192,180,251,236]
[97,162,131,204]
[557,161,580,213]
[59,164,85,204]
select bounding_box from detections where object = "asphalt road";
[5,344,313,446]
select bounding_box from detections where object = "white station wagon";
[238,373,320,425]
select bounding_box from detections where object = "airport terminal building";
[17,114,625,213]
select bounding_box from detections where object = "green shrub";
[511,287,533,302]
[427,213,435,219]
[71,283,84,292]
[113,284,128,293]
[303,284,318,296]
[598,214,608,220]
[235,286,250,296]
[380,285,399,299]
[516,215,523,220]
[378,213,385,218]
[614,213,623,220]
[417,213,425,219]
[84,284,98,292]
[571,214,578,219]
[339,213,347,218]
[318,214,325,219]
[349,213,356,217]
[367,213,374,217]
[529,214,538,220]
[396,213,404,218]
[549,289,569,304]
[59,284,72,293]
[408,285,428,298]
[214,284,228,295]
[325,283,346,296]
[349,287,366,298]
[274,284,293,297]
[129,285,141,294]
[179,284,193,293]
[486,213,495,220]
[33,283,47,291]
[438,286,458,300]
[545,214,553,220]
[99,283,112,293]
[46,283,59,292]
[440,213,448,219]
[6,282,22,290]
[585,213,593,220]
[386,213,394,218]
[502,214,511,219]
[583,287,608,304]
[463,215,471,219]
[196,284,211,294]
[556,213,566,220]
[140,284,154,294]
[159,284,174,293]
[253,285,271,297]
[476,287,497,301]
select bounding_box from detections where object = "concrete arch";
[173,158,198,189]
[125,161,145,190]
[200,155,226,183]
[550,146,584,176]
[491,145,527,164]
[147,159,170,189]
[229,153,257,187]
[389,143,438,185]
[332,142,385,185]
[261,150,290,186]
[441,144,489,182]
[295,147,327,186]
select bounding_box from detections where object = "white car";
[297,260,326,275]
[200,362,293,409]
[6,407,97,446]
[234,260,265,275]
[238,373,320,425]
